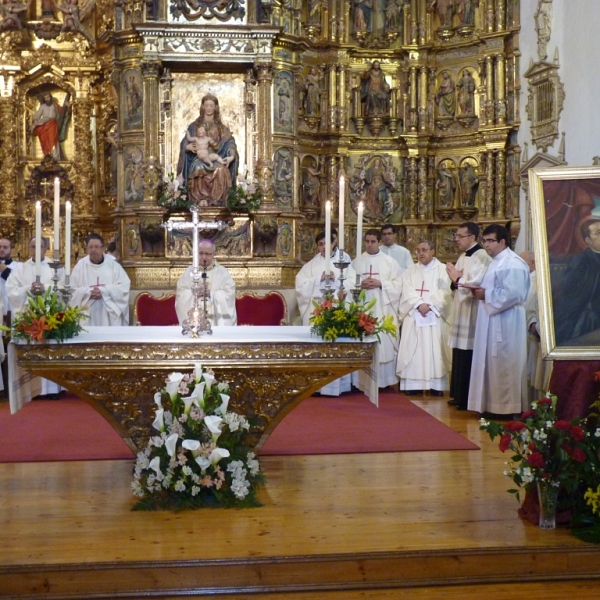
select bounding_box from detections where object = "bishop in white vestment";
[351,229,403,388]
[295,232,355,395]
[468,225,530,415]
[175,239,237,326]
[70,234,131,326]
[7,237,65,396]
[396,241,452,394]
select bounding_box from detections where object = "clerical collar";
[201,260,216,271]
[90,256,105,265]
[0,258,12,265]
[367,250,380,256]
[465,243,482,257]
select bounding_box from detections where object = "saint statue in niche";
[176,93,238,207]
[435,162,457,208]
[360,61,390,117]
[435,72,456,118]
[457,69,476,116]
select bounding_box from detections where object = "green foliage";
[309,290,397,342]
[11,288,87,343]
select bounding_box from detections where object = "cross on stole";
[362,265,379,278]
[416,281,429,296]
[90,277,106,289]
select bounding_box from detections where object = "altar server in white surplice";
[520,252,552,407]
[351,228,403,389]
[295,231,355,396]
[70,233,131,326]
[468,224,530,416]
[7,237,65,397]
[380,224,414,274]
[176,239,237,327]
[396,240,452,396]
[295,231,354,326]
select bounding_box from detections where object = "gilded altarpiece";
[0,0,522,297]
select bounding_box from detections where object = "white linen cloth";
[9,326,379,413]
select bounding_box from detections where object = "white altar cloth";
[9,326,379,413]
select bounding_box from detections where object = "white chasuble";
[396,258,452,388]
[468,248,530,414]
[70,257,131,326]
[351,251,403,387]
[175,262,237,327]
[7,259,66,395]
[295,249,354,326]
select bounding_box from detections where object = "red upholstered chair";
[134,293,179,326]
[235,292,287,326]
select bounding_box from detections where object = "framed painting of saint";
[529,166,600,359]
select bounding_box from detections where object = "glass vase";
[537,480,559,530]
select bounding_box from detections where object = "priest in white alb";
[175,239,237,326]
[295,231,355,395]
[468,224,530,416]
[69,233,131,326]
[396,240,452,395]
[351,228,403,389]
[7,237,65,398]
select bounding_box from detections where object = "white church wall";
[517,0,600,252]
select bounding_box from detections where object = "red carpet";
[0,393,477,463]
[0,396,135,463]
[259,393,479,455]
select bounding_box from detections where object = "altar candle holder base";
[60,274,73,305]
[333,249,351,299]
[48,258,64,293]
[181,268,212,338]
[30,276,45,296]
[351,274,362,303]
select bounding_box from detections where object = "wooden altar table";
[10,326,378,451]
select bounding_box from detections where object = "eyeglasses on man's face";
[482,237,499,244]
[454,233,473,239]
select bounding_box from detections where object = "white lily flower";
[149,456,161,475]
[165,372,185,399]
[203,372,215,391]
[209,447,230,465]
[182,439,201,455]
[194,362,203,382]
[204,415,223,442]
[182,395,195,415]
[154,392,162,407]
[195,455,210,471]
[165,432,179,457]
[152,408,165,432]
[217,394,230,416]
[192,382,206,408]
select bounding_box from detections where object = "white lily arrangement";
[132,364,265,510]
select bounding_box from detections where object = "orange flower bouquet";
[11,288,87,343]
[309,290,396,342]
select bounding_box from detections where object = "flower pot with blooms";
[132,364,265,511]
[158,172,191,212]
[10,288,87,343]
[226,184,261,214]
[309,290,397,342]
[480,394,600,530]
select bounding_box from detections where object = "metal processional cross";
[162,207,229,337]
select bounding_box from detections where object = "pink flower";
[573,448,586,462]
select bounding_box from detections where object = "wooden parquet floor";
[1,395,600,599]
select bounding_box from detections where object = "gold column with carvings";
[254,63,274,207]
[72,97,96,216]
[0,95,18,217]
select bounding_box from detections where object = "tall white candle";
[65,201,71,276]
[355,202,364,277]
[35,201,42,278]
[54,178,60,253]
[192,209,199,271]
[338,174,345,251]
[325,200,331,280]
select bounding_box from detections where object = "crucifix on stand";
[163,207,229,337]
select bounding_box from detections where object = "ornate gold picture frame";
[529,166,600,359]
